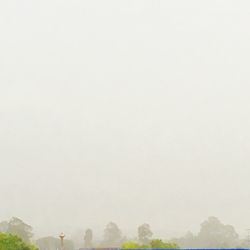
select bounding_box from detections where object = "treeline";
[172,216,244,248]
[0,216,248,250]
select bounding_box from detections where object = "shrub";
[122,239,179,249]
[0,233,38,250]
[151,239,179,249]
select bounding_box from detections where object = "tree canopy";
[197,216,239,248]
[138,224,153,244]
[101,222,123,247]
[172,216,240,248]
[0,233,38,250]
[0,217,33,242]
[84,228,93,248]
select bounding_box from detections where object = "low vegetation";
[122,239,179,249]
[0,233,38,250]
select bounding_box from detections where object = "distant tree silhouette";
[172,216,240,248]
[101,222,122,247]
[138,224,153,244]
[84,228,93,248]
[197,216,239,248]
[0,217,33,242]
[171,231,196,248]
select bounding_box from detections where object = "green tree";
[0,233,38,250]
[0,217,33,242]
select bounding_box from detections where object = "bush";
[0,233,38,250]
[121,239,179,249]
[122,241,150,249]
[151,239,179,249]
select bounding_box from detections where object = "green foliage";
[0,233,38,250]
[122,241,150,249]
[122,239,179,249]
[122,241,140,249]
[0,217,33,242]
[151,239,179,249]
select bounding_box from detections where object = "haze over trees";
[36,236,74,250]
[101,222,123,247]
[172,216,240,248]
[1,2,250,249]
[0,217,33,242]
[84,229,93,248]
[198,216,239,248]
[0,216,247,249]
[138,223,153,244]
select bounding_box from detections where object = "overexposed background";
[0,0,250,239]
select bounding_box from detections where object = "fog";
[0,0,250,241]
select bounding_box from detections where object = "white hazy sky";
[1,0,250,240]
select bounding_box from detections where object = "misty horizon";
[1,0,250,245]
